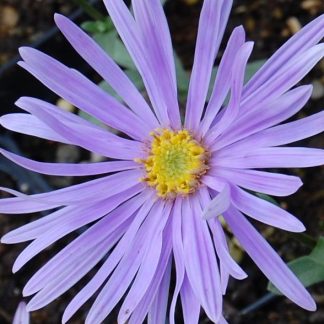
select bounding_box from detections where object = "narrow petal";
[220,316,229,324]
[231,186,305,232]
[206,42,254,143]
[85,201,166,324]
[0,170,143,213]
[128,224,173,324]
[216,147,324,169]
[19,47,150,140]
[117,203,172,323]
[132,0,181,128]
[209,216,247,280]
[202,183,230,220]
[16,97,141,160]
[62,194,156,323]
[0,148,138,176]
[199,187,247,280]
[207,169,302,196]
[12,187,139,273]
[2,206,74,243]
[200,26,246,135]
[217,111,324,156]
[213,85,312,150]
[180,274,201,324]
[201,175,227,192]
[26,230,123,311]
[169,198,185,324]
[147,257,172,324]
[103,0,170,125]
[224,207,316,311]
[244,14,324,97]
[23,191,149,296]
[0,113,69,144]
[182,196,222,322]
[54,14,158,128]
[241,44,324,109]
[185,0,232,132]
[13,302,29,324]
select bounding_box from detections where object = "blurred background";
[0,0,323,323]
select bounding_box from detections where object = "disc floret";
[137,129,209,198]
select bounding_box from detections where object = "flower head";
[0,0,324,323]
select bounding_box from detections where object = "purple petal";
[212,85,312,150]
[185,0,232,132]
[62,194,156,323]
[117,203,172,323]
[15,97,141,160]
[206,41,254,143]
[11,187,140,273]
[132,0,181,128]
[128,223,173,324]
[241,44,324,109]
[169,198,185,324]
[199,187,247,281]
[244,14,324,97]
[180,274,201,324]
[207,169,302,196]
[147,256,171,324]
[224,206,316,311]
[19,47,150,140]
[202,183,231,220]
[209,216,247,280]
[231,185,305,232]
[216,147,324,169]
[103,0,170,125]
[0,148,138,176]
[23,191,149,297]
[26,230,123,311]
[217,111,324,156]
[0,170,143,213]
[201,26,246,135]
[13,302,29,324]
[54,14,159,128]
[0,113,70,144]
[85,201,168,324]
[2,206,74,243]
[182,196,222,322]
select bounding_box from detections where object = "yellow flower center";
[137,129,209,199]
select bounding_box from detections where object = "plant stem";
[72,0,105,21]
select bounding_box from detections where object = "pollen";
[137,129,209,199]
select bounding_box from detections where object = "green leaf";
[174,52,189,92]
[268,237,324,294]
[244,59,266,83]
[124,69,145,91]
[255,193,279,206]
[81,18,114,34]
[99,69,144,101]
[78,110,105,127]
[93,31,136,70]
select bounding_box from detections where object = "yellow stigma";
[137,129,209,199]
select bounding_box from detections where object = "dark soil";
[0,0,323,323]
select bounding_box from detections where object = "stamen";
[137,129,209,199]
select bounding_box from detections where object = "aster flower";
[0,0,323,323]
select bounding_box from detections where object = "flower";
[0,0,323,323]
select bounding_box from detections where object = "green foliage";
[244,59,265,83]
[255,192,279,206]
[81,18,114,34]
[268,237,324,294]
